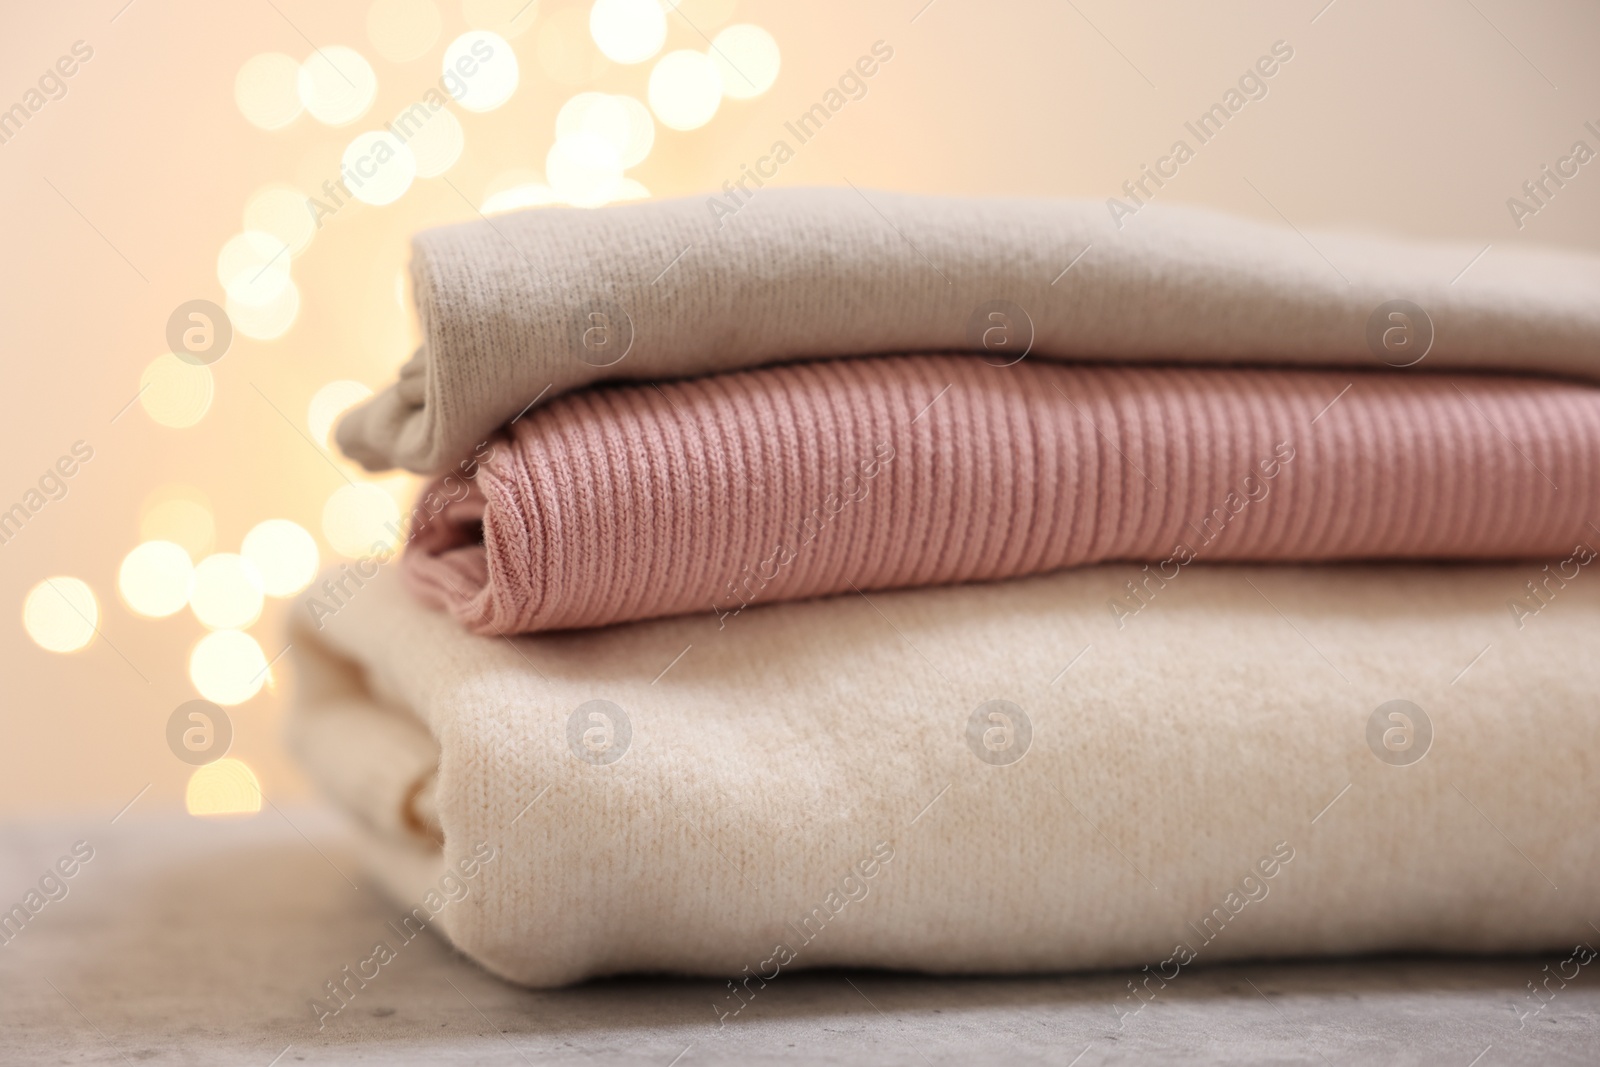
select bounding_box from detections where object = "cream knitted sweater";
[288,562,1600,988]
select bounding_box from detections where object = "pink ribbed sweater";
[401,356,1600,635]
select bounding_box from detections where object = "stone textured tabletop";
[1,810,1595,1065]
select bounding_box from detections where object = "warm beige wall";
[1,0,1597,819]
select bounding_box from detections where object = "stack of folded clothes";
[291,189,1600,989]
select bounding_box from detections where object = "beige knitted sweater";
[336,188,1600,473]
[288,562,1600,988]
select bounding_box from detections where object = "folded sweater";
[336,188,1600,473]
[288,563,1600,988]
[401,355,1600,635]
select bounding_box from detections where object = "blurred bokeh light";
[234,53,304,130]
[711,24,779,98]
[139,355,214,429]
[590,0,668,65]
[189,630,271,706]
[444,31,519,111]
[22,578,98,654]
[242,520,320,598]
[648,49,722,130]
[297,46,380,126]
[185,758,263,817]
[189,554,266,631]
[117,541,195,619]
[323,483,403,558]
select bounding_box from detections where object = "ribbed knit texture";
[336,188,1600,473]
[401,356,1600,635]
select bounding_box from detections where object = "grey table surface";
[0,809,1594,1066]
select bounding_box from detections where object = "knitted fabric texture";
[288,563,1600,988]
[399,356,1600,635]
[335,188,1600,473]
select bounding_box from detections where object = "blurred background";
[2,0,1597,821]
